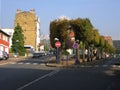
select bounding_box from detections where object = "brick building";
[14,9,40,51]
[0,29,10,54]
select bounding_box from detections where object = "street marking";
[10,62,17,64]
[94,65,99,67]
[111,65,116,68]
[40,63,45,66]
[18,62,23,64]
[33,63,38,65]
[26,63,30,65]
[16,69,60,90]
[102,65,108,67]
[48,69,60,77]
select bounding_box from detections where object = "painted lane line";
[18,62,23,64]
[26,63,30,65]
[16,69,60,90]
[33,63,38,65]
[48,69,60,77]
[10,62,17,64]
[94,65,99,67]
[102,65,108,67]
[40,63,45,65]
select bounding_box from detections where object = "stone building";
[14,9,40,51]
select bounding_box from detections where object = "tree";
[50,19,70,49]
[70,18,94,61]
[11,23,26,56]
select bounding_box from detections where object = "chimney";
[30,9,35,13]
[17,9,22,13]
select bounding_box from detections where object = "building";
[14,9,40,51]
[2,28,14,48]
[0,29,10,54]
[113,40,120,54]
[104,36,113,46]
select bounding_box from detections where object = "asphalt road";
[0,57,120,90]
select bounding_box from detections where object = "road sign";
[55,41,61,48]
[73,43,79,49]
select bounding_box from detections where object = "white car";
[0,51,9,60]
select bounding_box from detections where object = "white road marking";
[26,63,30,65]
[33,63,38,65]
[16,69,60,90]
[10,62,17,64]
[102,65,108,67]
[18,62,23,64]
[94,65,99,67]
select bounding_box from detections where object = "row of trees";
[50,17,115,62]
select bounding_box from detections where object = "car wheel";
[3,57,7,60]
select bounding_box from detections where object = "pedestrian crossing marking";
[7,62,120,68]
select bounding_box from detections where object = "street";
[0,57,120,90]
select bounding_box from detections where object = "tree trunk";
[82,42,85,62]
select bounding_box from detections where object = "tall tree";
[50,19,69,49]
[12,23,26,56]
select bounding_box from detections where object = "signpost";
[55,41,61,63]
[73,43,80,64]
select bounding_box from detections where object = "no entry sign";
[73,43,79,49]
[55,41,61,48]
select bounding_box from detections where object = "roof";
[0,29,10,37]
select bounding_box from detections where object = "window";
[0,33,1,39]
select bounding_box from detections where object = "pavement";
[1,56,120,69]
[0,56,29,65]
[46,57,120,68]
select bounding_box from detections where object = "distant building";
[113,40,120,54]
[0,29,10,53]
[14,9,40,51]
[104,36,113,46]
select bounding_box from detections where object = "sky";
[0,0,120,40]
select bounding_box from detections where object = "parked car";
[32,52,42,58]
[0,51,9,60]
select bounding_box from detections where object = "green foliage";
[104,41,115,54]
[50,17,114,56]
[99,36,105,47]
[50,19,69,49]
[11,23,26,56]
[62,50,70,55]
[93,29,100,46]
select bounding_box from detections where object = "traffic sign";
[55,41,61,48]
[73,43,79,49]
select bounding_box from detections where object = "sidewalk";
[0,56,29,65]
[46,57,117,68]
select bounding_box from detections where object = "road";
[0,57,120,90]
